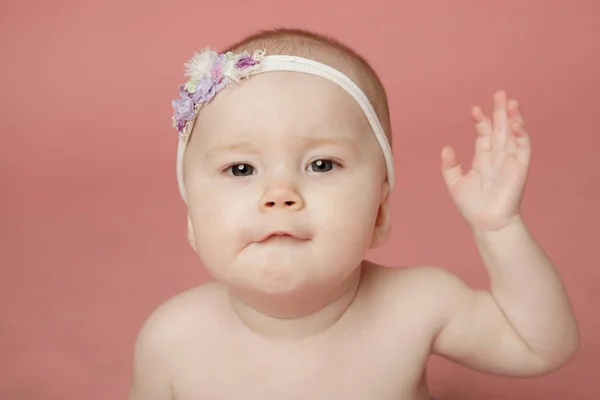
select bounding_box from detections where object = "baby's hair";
[222,28,393,146]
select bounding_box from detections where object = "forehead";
[190,71,372,148]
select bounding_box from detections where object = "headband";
[172,47,394,203]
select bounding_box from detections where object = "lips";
[257,231,308,243]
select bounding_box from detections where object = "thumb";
[441,146,463,190]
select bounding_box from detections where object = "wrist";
[472,214,525,245]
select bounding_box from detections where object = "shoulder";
[129,282,226,399]
[134,281,226,351]
[364,262,469,295]
[362,262,473,328]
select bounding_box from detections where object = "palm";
[442,91,531,231]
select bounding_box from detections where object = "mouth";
[258,231,308,243]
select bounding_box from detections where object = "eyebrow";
[204,136,357,160]
[300,137,354,148]
[299,136,360,156]
[204,141,261,160]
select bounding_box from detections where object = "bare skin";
[130,262,450,400]
[130,42,580,398]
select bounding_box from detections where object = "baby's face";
[183,71,390,296]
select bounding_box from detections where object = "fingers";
[507,100,531,164]
[492,90,509,150]
[472,106,492,155]
[507,99,525,126]
[505,99,520,155]
[441,146,463,189]
[472,91,529,160]
[472,106,493,136]
[447,91,531,190]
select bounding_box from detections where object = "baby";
[129,29,580,399]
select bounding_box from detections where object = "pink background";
[1,0,598,399]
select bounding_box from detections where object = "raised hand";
[441,90,531,232]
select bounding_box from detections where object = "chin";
[247,261,360,299]
[240,259,316,295]
[202,240,364,295]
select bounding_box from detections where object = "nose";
[259,182,304,212]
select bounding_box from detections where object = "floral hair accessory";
[171,47,266,139]
[174,49,396,203]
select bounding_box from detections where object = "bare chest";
[171,323,433,400]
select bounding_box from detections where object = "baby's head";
[172,29,394,298]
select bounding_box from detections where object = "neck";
[228,264,364,340]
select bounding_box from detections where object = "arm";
[432,91,579,376]
[129,310,174,400]
[431,218,579,376]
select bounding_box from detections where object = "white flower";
[184,47,218,80]
[220,56,238,83]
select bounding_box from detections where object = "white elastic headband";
[173,50,394,203]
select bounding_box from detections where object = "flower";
[214,79,226,92]
[184,47,219,80]
[236,54,258,69]
[220,56,237,83]
[190,77,216,103]
[172,47,266,137]
[172,98,195,121]
[210,64,224,83]
[173,118,187,132]
[210,54,225,83]
[178,84,191,99]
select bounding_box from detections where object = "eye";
[307,159,339,173]
[226,163,255,177]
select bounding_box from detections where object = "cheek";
[186,180,246,255]
[309,182,381,251]
[188,195,252,283]
[190,194,253,244]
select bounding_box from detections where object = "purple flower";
[214,79,226,92]
[236,55,258,69]
[191,77,216,103]
[178,84,192,100]
[175,118,186,132]
[172,98,195,121]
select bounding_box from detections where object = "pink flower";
[236,55,258,69]
[210,62,224,83]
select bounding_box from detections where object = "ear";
[370,181,391,249]
[187,214,197,251]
